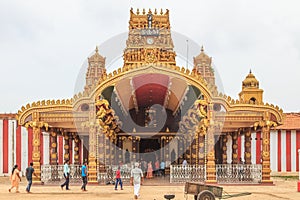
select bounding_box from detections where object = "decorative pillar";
[117,136,124,164]
[98,131,105,172]
[50,130,58,165]
[63,132,70,162]
[161,136,166,163]
[131,136,140,161]
[73,134,80,165]
[244,128,252,164]
[178,137,184,164]
[222,134,228,164]
[206,126,216,183]
[261,125,272,183]
[191,136,197,165]
[24,112,48,183]
[198,128,206,165]
[254,112,277,184]
[232,131,238,164]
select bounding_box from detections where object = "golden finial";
[137,8,140,15]
[201,45,204,52]
[249,69,252,74]
[160,8,163,15]
[148,8,152,14]
[154,8,157,15]
[142,8,145,15]
[95,46,99,53]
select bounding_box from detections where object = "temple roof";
[88,46,105,64]
[193,46,212,65]
[276,113,300,130]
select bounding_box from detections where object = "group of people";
[140,159,165,179]
[7,160,144,200]
[8,160,88,193]
[8,162,37,193]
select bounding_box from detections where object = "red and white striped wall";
[232,130,300,172]
[0,118,78,176]
[2,118,300,175]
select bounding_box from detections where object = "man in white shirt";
[61,160,70,190]
[130,162,144,199]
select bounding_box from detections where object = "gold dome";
[242,70,259,89]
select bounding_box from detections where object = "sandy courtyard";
[0,177,300,200]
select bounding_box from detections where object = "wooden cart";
[184,182,251,200]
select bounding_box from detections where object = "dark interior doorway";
[140,138,160,163]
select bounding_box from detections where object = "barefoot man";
[130,162,144,199]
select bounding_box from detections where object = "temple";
[15,8,284,184]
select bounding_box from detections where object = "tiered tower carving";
[85,47,106,91]
[193,46,217,94]
[123,8,176,67]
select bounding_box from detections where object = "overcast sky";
[0,0,299,113]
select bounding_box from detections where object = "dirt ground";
[0,177,300,200]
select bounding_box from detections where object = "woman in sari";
[146,161,153,179]
[9,164,21,193]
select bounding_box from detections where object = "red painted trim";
[16,125,21,168]
[256,131,261,164]
[3,119,8,173]
[58,136,63,164]
[40,132,43,165]
[296,130,300,172]
[278,130,281,172]
[28,128,33,166]
[237,136,242,160]
[286,130,291,172]
[69,139,73,164]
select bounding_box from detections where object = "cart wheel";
[197,190,215,200]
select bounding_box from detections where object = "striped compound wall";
[1,118,299,176]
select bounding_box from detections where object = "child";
[114,166,123,190]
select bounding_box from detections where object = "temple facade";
[11,9,286,184]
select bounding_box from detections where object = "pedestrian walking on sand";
[114,166,123,190]
[130,162,144,199]
[25,162,37,193]
[61,160,70,190]
[81,162,88,191]
[8,164,21,193]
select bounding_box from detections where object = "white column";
[21,127,28,173]
[291,130,297,172]
[43,132,50,165]
[72,140,75,164]
[281,130,287,172]
[251,132,256,165]
[241,135,245,162]
[227,135,232,164]
[0,120,3,175]
[8,120,16,174]
[270,130,278,172]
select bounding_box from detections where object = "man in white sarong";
[130,162,144,199]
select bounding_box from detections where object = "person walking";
[114,166,123,190]
[81,162,88,191]
[8,164,21,193]
[130,162,143,199]
[61,160,70,190]
[146,161,153,179]
[160,160,165,177]
[25,162,37,193]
